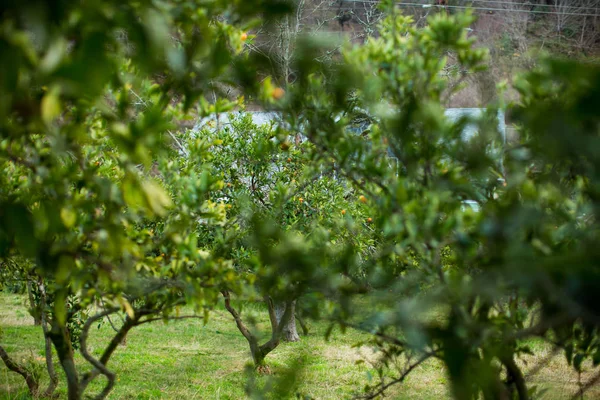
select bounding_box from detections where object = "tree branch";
[260,298,294,354]
[0,345,39,397]
[354,351,437,399]
[38,279,58,398]
[79,308,120,400]
[570,369,600,400]
[501,355,529,400]
[265,296,279,334]
[222,290,257,345]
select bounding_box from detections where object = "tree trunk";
[249,341,271,374]
[296,314,309,336]
[502,355,529,400]
[222,291,289,372]
[38,280,58,398]
[275,300,300,342]
[42,326,59,397]
[48,323,80,400]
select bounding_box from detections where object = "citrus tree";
[192,112,373,370]
[0,0,293,398]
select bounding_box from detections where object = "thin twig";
[167,130,189,157]
[570,370,600,400]
[354,351,438,399]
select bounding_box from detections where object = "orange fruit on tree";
[359,195,367,203]
[298,197,304,203]
[367,217,372,223]
[341,209,346,215]
[271,87,285,100]
[241,32,248,41]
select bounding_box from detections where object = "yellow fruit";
[272,87,285,100]
[341,209,346,215]
[298,197,304,203]
[241,32,248,41]
[367,217,373,223]
[359,195,367,203]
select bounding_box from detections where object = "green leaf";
[54,292,67,327]
[118,296,135,319]
[40,38,68,73]
[56,256,75,284]
[41,87,61,124]
[573,353,585,372]
[142,181,172,217]
[60,207,77,228]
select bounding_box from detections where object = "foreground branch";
[0,345,39,397]
[501,355,529,400]
[355,351,437,400]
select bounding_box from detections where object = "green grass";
[1,292,598,399]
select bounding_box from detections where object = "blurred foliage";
[265,4,599,400]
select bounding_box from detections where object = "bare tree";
[550,0,600,48]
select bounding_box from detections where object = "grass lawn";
[1,292,598,399]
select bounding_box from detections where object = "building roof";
[193,108,506,142]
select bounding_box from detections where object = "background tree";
[194,113,371,368]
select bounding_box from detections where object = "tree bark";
[296,314,309,336]
[502,355,529,400]
[39,280,58,397]
[222,291,265,370]
[48,322,80,400]
[222,291,295,371]
[275,300,300,342]
[80,308,134,395]
[79,309,121,400]
[0,345,39,397]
